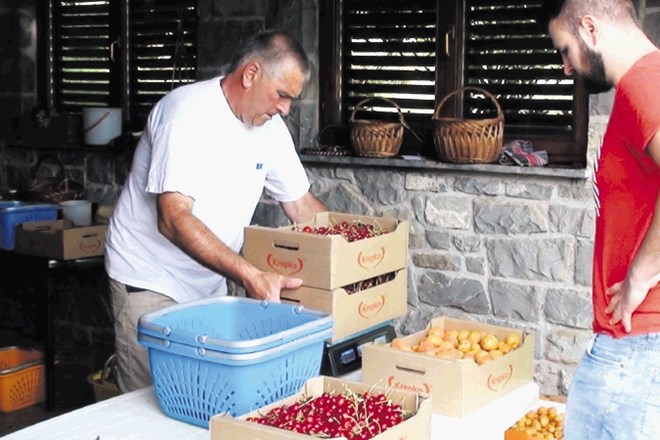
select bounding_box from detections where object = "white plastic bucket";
[60,200,93,227]
[82,107,122,145]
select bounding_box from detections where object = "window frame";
[37,0,197,133]
[318,0,589,167]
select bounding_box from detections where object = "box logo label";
[266,254,303,275]
[386,376,431,394]
[357,246,386,269]
[487,364,513,391]
[80,239,102,254]
[358,294,385,318]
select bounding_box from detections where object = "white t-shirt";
[104,76,311,302]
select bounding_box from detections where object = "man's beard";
[579,43,613,94]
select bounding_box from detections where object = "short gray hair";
[226,30,311,81]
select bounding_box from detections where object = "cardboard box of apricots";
[361,316,534,418]
[504,400,565,440]
[210,375,432,440]
[243,211,409,290]
[280,268,407,343]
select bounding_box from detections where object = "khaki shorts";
[108,278,177,393]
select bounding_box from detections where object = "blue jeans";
[565,332,660,440]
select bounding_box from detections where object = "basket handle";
[29,153,72,194]
[30,153,66,181]
[350,97,422,142]
[0,359,42,375]
[432,86,503,121]
[316,124,343,143]
[99,354,117,385]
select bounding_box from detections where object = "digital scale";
[320,322,396,377]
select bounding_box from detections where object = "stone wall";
[0,0,659,397]
[300,165,595,396]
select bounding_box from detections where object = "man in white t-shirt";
[104,30,327,393]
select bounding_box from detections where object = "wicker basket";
[26,154,86,203]
[350,97,410,158]
[432,86,504,164]
[86,354,120,402]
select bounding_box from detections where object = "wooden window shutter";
[51,0,115,110]
[128,0,197,127]
[342,0,438,128]
[463,0,587,164]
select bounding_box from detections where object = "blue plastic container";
[137,296,333,428]
[138,296,332,354]
[0,202,60,250]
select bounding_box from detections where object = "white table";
[3,378,558,440]
[2,387,207,440]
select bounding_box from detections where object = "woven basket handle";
[432,86,503,121]
[350,97,422,141]
[317,124,342,142]
[99,354,117,385]
[31,153,66,181]
[350,97,406,124]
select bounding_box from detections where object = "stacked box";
[244,212,409,340]
[361,316,535,418]
[210,375,432,440]
[281,269,407,343]
[14,219,107,260]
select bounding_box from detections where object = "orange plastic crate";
[0,346,46,413]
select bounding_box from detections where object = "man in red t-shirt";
[540,1,660,438]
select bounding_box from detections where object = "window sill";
[300,154,589,180]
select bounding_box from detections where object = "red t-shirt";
[592,50,660,337]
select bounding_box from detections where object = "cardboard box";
[14,219,107,260]
[505,429,539,440]
[210,375,432,440]
[361,316,534,418]
[281,269,407,342]
[432,382,540,440]
[244,212,408,290]
[504,399,565,440]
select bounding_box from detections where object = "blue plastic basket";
[137,297,333,428]
[138,296,332,354]
[0,202,59,250]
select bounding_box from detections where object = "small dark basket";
[26,154,86,203]
[432,86,504,164]
[86,354,120,402]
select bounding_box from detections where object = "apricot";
[498,342,512,354]
[480,334,499,351]
[506,333,521,349]
[489,349,504,359]
[427,327,444,338]
[417,339,435,353]
[457,329,470,341]
[444,335,459,349]
[425,333,444,347]
[476,354,493,365]
[457,339,472,353]
[467,330,482,345]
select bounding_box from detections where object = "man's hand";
[606,278,651,333]
[243,271,303,302]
